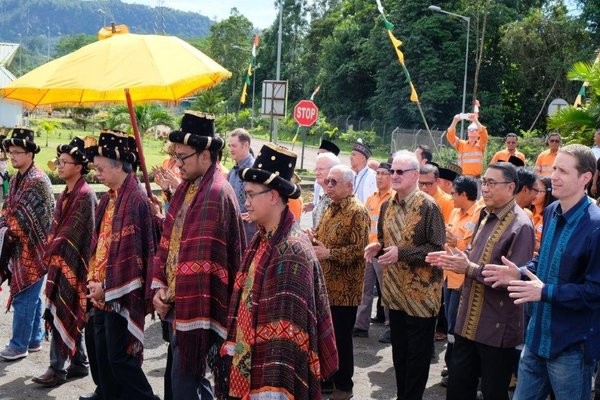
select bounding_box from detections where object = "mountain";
[0,0,213,42]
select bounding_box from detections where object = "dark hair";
[417,144,433,162]
[229,128,251,145]
[545,132,561,145]
[487,162,518,194]
[516,167,537,193]
[538,176,556,208]
[106,158,133,173]
[505,133,518,141]
[209,148,219,163]
[419,163,439,179]
[453,175,478,201]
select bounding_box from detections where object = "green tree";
[190,90,226,114]
[54,34,96,58]
[106,104,176,134]
[205,9,255,109]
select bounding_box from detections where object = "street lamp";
[429,5,470,138]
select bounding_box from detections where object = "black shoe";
[67,363,89,379]
[352,328,368,338]
[441,365,448,377]
[32,368,67,388]
[370,317,385,324]
[79,392,100,400]
[440,375,448,387]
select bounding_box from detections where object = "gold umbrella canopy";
[0,30,232,107]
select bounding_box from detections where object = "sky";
[123,0,279,29]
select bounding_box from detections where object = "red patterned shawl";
[152,163,245,378]
[92,173,156,364]
[0,164,54,296]
[44,177,96,357]
[219,209,338,399]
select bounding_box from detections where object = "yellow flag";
[240,83,248,104]
[409,82,419,103]
[387,30,404,65]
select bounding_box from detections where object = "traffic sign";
[293,100,319,127]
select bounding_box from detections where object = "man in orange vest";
[490,133,526,165]
[535,132,561,177]
[446,114,488,178]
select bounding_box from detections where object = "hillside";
[0,0,213,42]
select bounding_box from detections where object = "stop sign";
[293,100,319,127]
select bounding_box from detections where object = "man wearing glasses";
[446,114,489,179]
[0,128,54,361]
[152,111,245,399]
[490,133,526,165]
[426,162,535,400]
[312,164,369,400]
[535,132,561,177]
[364,150,446,400]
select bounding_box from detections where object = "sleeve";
[478,126,488,148]
[447,126,459,148]
[397,201,446,267]
[535,153,543,174]
[540,228,600,310]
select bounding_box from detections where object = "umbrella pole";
[125,89,153,198]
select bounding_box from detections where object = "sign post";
[293,100,319,170]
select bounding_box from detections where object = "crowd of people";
[0,111,599,400]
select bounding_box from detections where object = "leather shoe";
[32,367,66,388]
[79,392,100,400]
[67,363,89,379]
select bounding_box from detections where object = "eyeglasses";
[324,178,338,187]
[481,179,511,188]
[376,171,390,176]
[56,159,78,167]
[418,181,435,187]
[529,187,543,194]
[173,151,198,163]
[389,168,416,176]
[8,151,27,157]
[548,139,561,143]
[244,188,271,201]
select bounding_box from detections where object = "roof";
[0,43,19,66]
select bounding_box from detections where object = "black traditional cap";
[240,143,301,199]
[2,127,40,154]
[352,138,371,159]
[378,162,392,171]
[319,139,340,156]
[438,162,462,182]
[508,155,525,167]
[86,130,137,164]
[168,111,224,152]
[56,137,91,173]
[127,136,140,172]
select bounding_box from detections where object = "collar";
[375,187,393,199]
[483,198,515,221]
[554,194,591,223]
[235,154,254,169]
[331,195,354,210]
[393,188,418,207]
[463,201,479,216]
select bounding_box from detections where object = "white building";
[0,43,23,128]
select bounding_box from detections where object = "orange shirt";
[87,190,117,283]
[364,188,394,243]
[490,149,526,165]
[447,125,488,177]
[445,201,483,289]
[432,186,454,223]
[532,210,543,252]
[535,149,558,176]
[288,197,303,222]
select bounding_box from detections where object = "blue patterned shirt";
[524,196,600,362]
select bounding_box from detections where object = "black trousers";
[389,309,436,400]
[85,312,102,398]
[93,309,155,400]
[330,306,358,392]
[447,335,514,400]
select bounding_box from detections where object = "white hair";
[330,164,356,183]
[316,152,341,168]
[392,150,419,169]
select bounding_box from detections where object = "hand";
[240,212,252,223]
[303,203,314,212]
[426,244,470,274]
[86,281,105,304]
[445,228,458,248]
[507,269,544,304]
[364,242,382,263]
[313,239,330,261]
[482,256,521,288]
[304,228,316,242]
[149,195,163,217]
[378,246,399,265]
[452,114,461,123]
[152,166,170,191]
[153,288,172,319]
[163,169,181,190]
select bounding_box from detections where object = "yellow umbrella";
[0,25,232,195]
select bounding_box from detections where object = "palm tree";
[106,104,176,134]
[548,61,600,144]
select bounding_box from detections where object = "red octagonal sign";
[294,100,319,127]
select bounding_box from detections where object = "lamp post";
[428,5,470,138]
